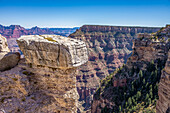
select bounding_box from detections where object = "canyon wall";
[91,25,170,112]
[0,35,88,113]
[156,50,170,112]
[69,25,160,110]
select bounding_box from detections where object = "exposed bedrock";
[69,25,160,110]
[0,35,88,113]
[156,50,170,113]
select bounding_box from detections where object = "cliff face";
[0,35,88,113]
[156,50,170,113]
[0,34,10,54]
[69,25,160,110]
[91,25,170,113]
[127,39,168,70]
[156,25,170,113]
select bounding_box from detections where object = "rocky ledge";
[0,35,88,113]
[17,35,88,68]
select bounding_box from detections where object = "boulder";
[0,52,20,71]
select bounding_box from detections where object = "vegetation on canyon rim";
[95,59,165,113]
[91,24,170,113]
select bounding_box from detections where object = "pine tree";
[150,90,153,99]
[145,93,149,101]
[131,85,134,92]
[148,98,151,105]
[139,70,143,78]
[143,78,145,84]
[119,105,121,112]
[137,91,141,100]
[128,97,132,106]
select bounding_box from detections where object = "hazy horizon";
[0,24,166,29]
[0,0,170,28]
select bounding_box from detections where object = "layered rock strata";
[156,50,170,113]
[91,27,170,112]
[0,35,88,113]
[69,25,160,110]
[127,38,169,70]
[156,24,170,113]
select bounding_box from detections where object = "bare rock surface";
[156,50,170,113]
[0,35,88,113]
[0,52,20,71]
[0,34,10,59]
[17,35,88,68]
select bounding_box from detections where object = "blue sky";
[0,0,170,28]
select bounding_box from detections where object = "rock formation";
[0,34,10,57]
[69,25,160,110]
[91,25,170,112]
[0,52,20,71]
[156,25,170,113]
[0,35,88,113]
[126,37,168,70]
[156,50,170,113]
[17,35,88,68]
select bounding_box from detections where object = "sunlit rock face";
[17,35,88,68]
[0,34,10,59]
[0,35,88,113]
[156,50,170,113]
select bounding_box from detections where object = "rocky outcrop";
[69,25,160,110]
[0,34,10,58]
[0,35,88,113]
[156,50,170,113]
[17,35,88,68]
[127,38,169,70]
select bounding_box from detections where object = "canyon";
[91,25,170,112]
[1,24,169,112]
[69,25,160,110]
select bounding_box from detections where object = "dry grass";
[44,37,56,42]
